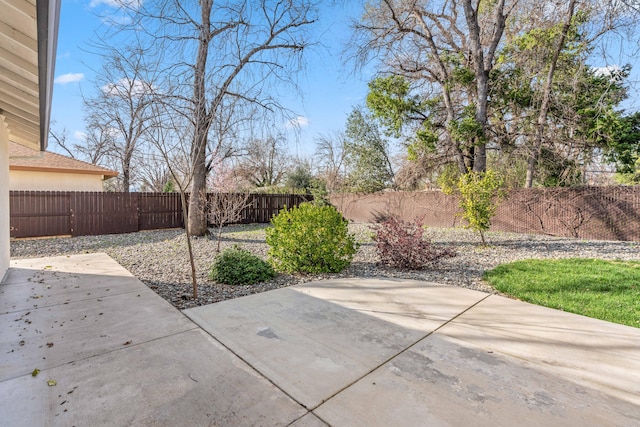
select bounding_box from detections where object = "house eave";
[0,0,60,152]
[10,165,120,178]
[37,0,60,152]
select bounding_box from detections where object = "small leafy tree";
[343,107,395,193]
[266,203,358,273]
[372,217,456,269]
[606,112,640,183]
[450,170,505,246]
[286,165,314,192]
[162,179,175,193]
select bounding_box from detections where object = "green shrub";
[266,203,359,273]
[209,245,275,285]
[442,169,505,246]
[456,169,505,245]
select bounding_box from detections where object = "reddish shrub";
[372,216,456,269]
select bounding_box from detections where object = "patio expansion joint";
[308,292,494,412]
[0,288,151,315]
[0,327,200,384]
[187,310,313,414]
[285,411,331,427]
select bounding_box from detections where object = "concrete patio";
[1,253,639,426]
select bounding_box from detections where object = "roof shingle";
[8,141,118,178]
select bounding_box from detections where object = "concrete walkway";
[1,253,639,426]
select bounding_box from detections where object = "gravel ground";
[10,224,639,310]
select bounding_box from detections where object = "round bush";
[266,203,359,274]
[209,245,275,285]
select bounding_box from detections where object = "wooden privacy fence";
[330,186,640,242]
[13,188,639,241]
[9,191,311,238]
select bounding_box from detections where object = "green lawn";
[483,258,640,328]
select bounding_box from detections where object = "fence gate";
[9,191,71,238]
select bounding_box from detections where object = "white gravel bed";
[10,223,639,310]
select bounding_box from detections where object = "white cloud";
[89,0,142,8]
[102,78,154,97]
[107,126,124,139]
[54,73,84,84]
[73,131,87,141]
[89,0,114,6]
[593,65,623,79]
[287,116,310,129]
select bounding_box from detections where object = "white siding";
[0,119,10,280]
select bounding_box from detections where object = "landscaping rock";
[10,224,639,310]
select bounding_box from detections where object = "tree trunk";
[525,0,577,188]
[121,163,130,192]
[121,147,134,192]
[188,143,209,236]
[187,0,212,236]
[180,184,198,298]
[464,1,487,173]
[473,71,489,173]
[462,0,508,174]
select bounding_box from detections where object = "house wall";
[9,170,105,191]
[0,119,10,280]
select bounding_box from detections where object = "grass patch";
[483,258,640,328]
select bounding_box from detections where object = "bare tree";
[144,101,199,298]
[50,120,116,172]
[208,192,251,253]
[234,135,291,189]
[314,131,347,192]
[83,45,158,191]
[79,115,118,166]
[137,156,172,192]
[48,125,75,158]
[102,0,321,234]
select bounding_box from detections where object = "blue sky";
[50,1,640,161]
[50,0,371,158]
